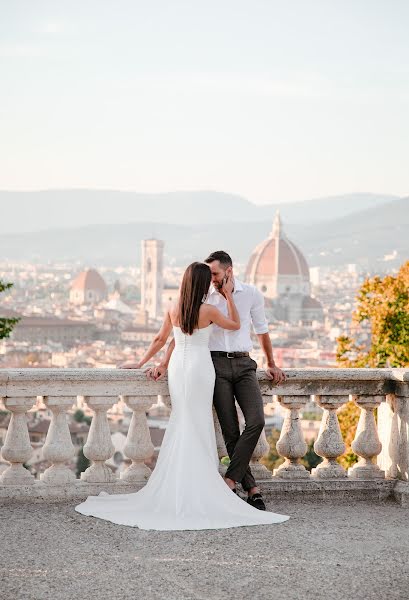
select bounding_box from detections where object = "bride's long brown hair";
[178,262,211,335]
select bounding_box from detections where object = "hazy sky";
[1,1,408,204]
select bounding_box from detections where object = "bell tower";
[141,239,164,320]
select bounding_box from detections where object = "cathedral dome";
[71,269,107,293]
[245,212,311,298]
[70,269,107,305]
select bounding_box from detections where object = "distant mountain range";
[0,189,400,233]
[1,194,407,268]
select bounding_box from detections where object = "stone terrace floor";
[1,498,408,600]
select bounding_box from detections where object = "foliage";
[301,411,322,421]
[336,261,409,368]
[300,439,322,471]
[336,401,360,469]
[0,280,20,339]
[262,428,322,473]
[76,447,90,477]
[261,428,284,472]
[73,409,92,426]
[336,261,409,467]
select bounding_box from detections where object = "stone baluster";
[274,395,310,479]
[81,396,116,483]
[213,407,228,475]
[120,396,155,482]
[1,397,36,485]
[348,395,385,479]
[312,395,348,479]
[40,396,76,485]
[250,429,274,480]
[161,395,172,409]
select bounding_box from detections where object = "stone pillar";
[348,395,385,479]
[81,396,116,483]
[378,378,409,480]
[0,397,36,485]
[274,395,310,479]
[120,396,154,482]
[161,395,172,409]
[312,395,347,479]
[213,407,227,476]
[40,396,76,485]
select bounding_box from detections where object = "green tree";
[261,428,284,472]
[76,447,90,477]
[336,261,409,468]
[262,429,322,473]
[73,409,92,426]
[0,280,20,339]
[337,260,409,368]
[301,439,322,472]
[336,401,361,469]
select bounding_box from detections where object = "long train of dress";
[75,325,289,530]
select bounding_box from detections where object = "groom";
[150,250,285,510]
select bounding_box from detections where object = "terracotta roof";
[28,419,50,434]
[0,308,21,319]
[302,296,323,309]
[71,269,107,293]
[18,316,93,328]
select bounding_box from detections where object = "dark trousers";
[212,355,265,491]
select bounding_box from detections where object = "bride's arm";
[120,311,173,369]
[205,292,240,331]
[146,337,175,380]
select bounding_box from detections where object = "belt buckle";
[226,352,235,359]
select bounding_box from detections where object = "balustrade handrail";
[1,367,408,399]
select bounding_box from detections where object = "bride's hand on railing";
[145,363,167,380]
[117,361,143,369]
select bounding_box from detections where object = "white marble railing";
[0,368,408,496]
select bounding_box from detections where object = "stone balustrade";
[0,368,408,504]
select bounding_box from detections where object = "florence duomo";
[245,212,323,324]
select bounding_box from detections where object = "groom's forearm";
[257,332,276,367]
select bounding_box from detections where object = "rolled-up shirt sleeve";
[250,287,269,334]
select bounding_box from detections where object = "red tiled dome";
[245,212,310,281]
[71,269,107,293]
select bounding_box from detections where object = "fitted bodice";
[173,324,212,349]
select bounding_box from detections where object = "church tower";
[141,239,164,320]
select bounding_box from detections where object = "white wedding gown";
[75,325,290,530]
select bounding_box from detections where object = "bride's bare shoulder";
[200,303,215,315]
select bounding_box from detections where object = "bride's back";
[169,301,212,333]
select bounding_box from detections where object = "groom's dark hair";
[204,250,233,268]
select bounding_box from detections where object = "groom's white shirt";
[206,278,269,352]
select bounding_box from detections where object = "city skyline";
[1,2,408,202]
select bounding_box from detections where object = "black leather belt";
[211,351,250,359]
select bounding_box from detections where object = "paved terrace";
[1,497,409,600]
[1,368,409,599]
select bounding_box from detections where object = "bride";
[75,262,289,530]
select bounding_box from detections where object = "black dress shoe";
[247,493,266,511]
